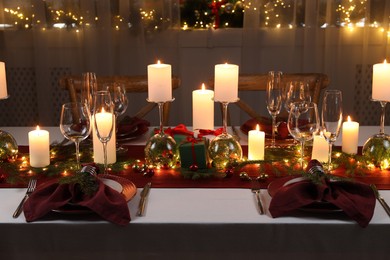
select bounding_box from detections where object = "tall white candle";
[28,126,50,168]
[192,83,214,130]
[372,60,390,101]
[214,63,239,102]
[248,124,265,160]
[311,132,329,163]
[147,60,172,102]
[0,62,8,99]
[342,116,359,154]
[92,114,116,164]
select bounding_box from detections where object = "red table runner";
[2,145,390,189]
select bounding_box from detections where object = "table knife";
[371,184,390,217]
[137,182,151,216]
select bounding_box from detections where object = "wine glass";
[59,102,92,169]
[321,89,343,171]
[284,81,311,113]
[106,83,128,152]
[266,71,283,148]
[93,90,115,173]
[81,72,97,113]
[287,102,319,169]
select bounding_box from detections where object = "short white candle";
[0,62,7,99]
[342,116,359,154]
[311,132,329,163]
[214,63,239,102]
[28,126,50,168]
[372,60,390,101]
[147,60,172,102]
[192,83,214,130]
[92,114,116,164]
[248,124,265,160]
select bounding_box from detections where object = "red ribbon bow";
[155,124,194,137]
[198,128,223,138]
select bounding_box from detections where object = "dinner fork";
[13,179,37,218]
[251,187,265,215]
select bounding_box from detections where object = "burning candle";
[192,83,214,130]
[372,60,390,101]
[92,113,116,164]
[214,63,239,102]
[147,60,172,102]
[311,132,329,163]
[0,62,7,99]
[342,116,359,154]
[248,124,265,160]
[28,126,50,168]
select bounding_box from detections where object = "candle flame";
[384,59,387,64]
[201,83,205,91]
[157,60,161,64]
[256,124,260,131]
[347,116,351,122]
[36,125,40,130]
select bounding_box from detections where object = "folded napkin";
[240,117,289,139]
[23,178,131,226]
[117,116,150,137]
[268,160,376,228]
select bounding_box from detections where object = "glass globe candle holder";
[209,101,242,169]
[362,100,390,169]
[0,129,18,161]
[144,99,179,169]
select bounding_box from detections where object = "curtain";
[0,0,388,127]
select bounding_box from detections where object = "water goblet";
[321,89,343,171]
[287,102,319,169]
[93,90,115,173]
[266,71,283,148]
[59,102,92,169]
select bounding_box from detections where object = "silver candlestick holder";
[144,98,179,169]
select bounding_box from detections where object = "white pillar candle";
[0,62,8,99]
[147,60,172,102]
[248,124,265,160]
[192,83,214,130]
[372,60,390,101]
[92,114,116,164]
[214,63,239,102]
[342,116,359,154]
[28,126,50,168]
[311,132,329,163]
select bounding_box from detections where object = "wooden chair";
[209,73,330,121]
[59,75,180,125]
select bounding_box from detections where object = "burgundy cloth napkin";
[268,160,376,228]
[117,116,150,137]
[23,178,131,226]
[240,117,289,139]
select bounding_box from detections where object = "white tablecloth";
[1,126,390,260]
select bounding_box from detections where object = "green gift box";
[179,138,209,169]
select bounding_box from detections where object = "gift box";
[179,137,209,169]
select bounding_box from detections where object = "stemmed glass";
[321,89,343,171]
[284,81,311,113]
[81,72,97,113]
[266,71,283,148]
[106,83,128,152]
[93,90,115,173]
[287,102,319,169]
[59,102,92,169]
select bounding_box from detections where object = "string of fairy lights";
[0,0,388,33]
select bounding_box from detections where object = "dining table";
[1,125,390,260]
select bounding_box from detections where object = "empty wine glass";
[59,102,92,169]
[321,89,343,171]
[284,81,311,113]
[287,102,319,169]
[81,72,97,113]
[93,90,114,173]
[266,71,283,148]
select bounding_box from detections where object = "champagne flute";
[287,102,319,169]
[284,81,311,113]
[81,72,97,113]
[93,90,114,173]
[321,89,343,171]
[266,71,283,148]
[59,102,92,169]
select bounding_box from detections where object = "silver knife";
[371,184,390,217]
[137,182,151,216]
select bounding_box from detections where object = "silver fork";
[13,179,37,218]
[251,187,265,215]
